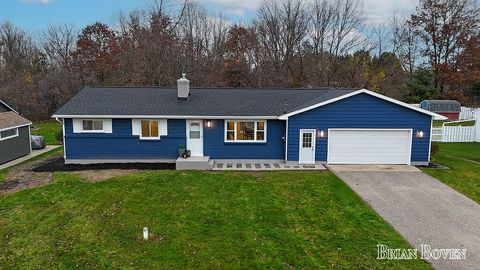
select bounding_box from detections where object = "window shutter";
[159,119,168,136]
[72,119,83,133]
[103,119,112,133]
[132,119,141,136]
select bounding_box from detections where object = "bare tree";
[256,0,309,86]
[178,1,229,85]
[41,23,77,70]
[371,23,390,57]
[390,14,420,76]
[312,0,366,85]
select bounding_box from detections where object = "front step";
[176,156,213,170]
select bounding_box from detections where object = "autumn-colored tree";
[72,22,118,85]
[445,35,480,90]
[410,0,479,92]
[4,0,480,120]
[222,26,256,87]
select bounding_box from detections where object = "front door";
[299,129,315,164]
[186,120,203,156]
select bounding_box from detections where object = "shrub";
[55,130,63,144]
[430,143,440,157]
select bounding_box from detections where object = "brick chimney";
[177,73,190,100]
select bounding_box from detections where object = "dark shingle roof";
[424,100,461,112]
[53,86,360,117]
[0,112,31,129]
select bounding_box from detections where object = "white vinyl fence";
[432,126,476,142]
[432,128,443,142]
[460,107,476,120]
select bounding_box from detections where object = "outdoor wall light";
[206,120,212,128]
[318,130,327,138]
[416,130,424,138]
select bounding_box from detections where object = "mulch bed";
[32,156,175,172]
[416,162,450,170]
[1,154,175,192]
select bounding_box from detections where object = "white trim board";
[0,127,19,141]
[223,119,267,143]
[53,115,279,120]
[0,123,31,132]
[278,89,448,120]
[428,117,433,162]
[0,100,19,114]
[284,118,289,161]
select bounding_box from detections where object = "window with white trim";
[141,120,159,139]
[82,120,104,131]
[225,120,266,142]
[0,128,18,140]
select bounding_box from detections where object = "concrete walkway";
[330,166,480,270]
[0,145,61,170]
[213,160,326,171]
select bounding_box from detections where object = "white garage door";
[328,129,412,165]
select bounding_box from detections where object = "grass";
[444,120,475,126]
[432,120,475,127]
[31,121,62,145]
[0,171,431,269]
[423,143,480,204]
[432,120,446,127]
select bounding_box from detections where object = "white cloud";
[19,0,53,4]
[362,0,417,26]
[225,8,246,16]
[202,0,259,10]
[197,0,418,24]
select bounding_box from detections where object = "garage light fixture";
[206,120,212,128]
[317,130,327,138]
[416,130,424,138]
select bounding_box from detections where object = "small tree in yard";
[402,69,439,103]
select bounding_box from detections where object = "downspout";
[55,117,66,159]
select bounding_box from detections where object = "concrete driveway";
[330,165,480,270]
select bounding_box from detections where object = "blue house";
[53,75,446,169]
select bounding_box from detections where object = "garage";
[327,129,412,165]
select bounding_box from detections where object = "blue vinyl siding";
[204,120,285,159]
[287,93,432,162]
[64,93,431,162]
[64,119,186,159]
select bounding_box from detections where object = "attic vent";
[177,73,190,100]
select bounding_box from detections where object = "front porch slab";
[176,156,213,170]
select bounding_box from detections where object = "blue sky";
[1,0,416,33]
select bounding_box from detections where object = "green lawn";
[31,121,62,145]
[444,120,475,126]
[433,120,475,127]
[0,171,431,269]
[423,143,480,203]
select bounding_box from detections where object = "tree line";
[0,0,479,120]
